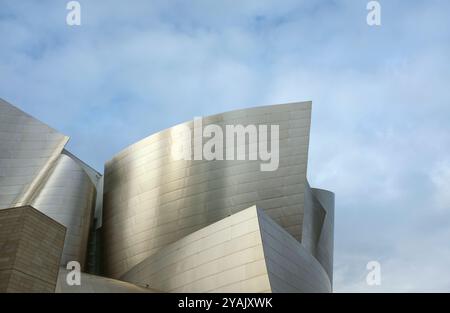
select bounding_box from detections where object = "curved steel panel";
[0,99,100,271]
[311,187,334,284]
[31,153,96,269]
[0,98,68,209]
[258,205,332,293]
[121,206,271,292]
[302,183,334,284]
[121,205,331,293]
[102,102,312,277]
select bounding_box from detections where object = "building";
[0,98,334,293]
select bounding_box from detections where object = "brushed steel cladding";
[56,268,156,293]
[0,98,68,209]
[0,206,66,293]
[121,205,331,293]
[102,102,312,277]
[121,206,272,292]
[0,99,99,271]
[31,153,97,270]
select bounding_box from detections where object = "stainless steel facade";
[0,98,68,208]
[0,98,98,270]
[1,98,334,293]
[121,205,333,292]
[121,205,272,292]
[260,198,333,292]
[0,206,66,293]
[31,152,97,268]
[102,102,313,278]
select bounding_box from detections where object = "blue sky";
[1,0,450,291]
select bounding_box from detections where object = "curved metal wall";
[0,98,68,209]
[121,205,331,293]
[102,102,312,277]
[121,206,271,292]
[258,204,332,293]
[0,98,99,271]
[31,153,97,269]
[1,98,334,292]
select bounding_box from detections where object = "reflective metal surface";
[102,102,313,278]
[0,98,68,209]
[1,98,334,293]
[31,153,97,269]
[122,205,331,293]
[0,99,99,271]
[259,204,332,292]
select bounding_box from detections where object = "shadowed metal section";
[302,183,334,285]
[258,204,331,293]
[0,206,66,293]
[311,187,334,284]
[102,102,312,277]
[31,153,97,270]
[121,205,331,293]
[61,150,105,274]
[0,98,68,209]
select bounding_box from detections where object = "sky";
[1,0,449,292]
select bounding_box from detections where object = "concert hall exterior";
[0,98,334,293]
